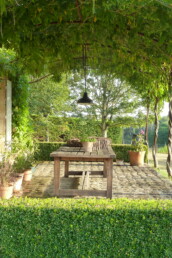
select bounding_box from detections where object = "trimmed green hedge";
[34,142,148,163]
[34,142,64,161]
[0,198,172,257]
[112,144,148,163]
[31,116,123,143]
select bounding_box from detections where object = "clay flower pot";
[82,142,94,152]
[13,173,24,192]
[23,169,32,181]
[128,151,145,166]
[0,183,14,199]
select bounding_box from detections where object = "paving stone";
[13,162,172,199]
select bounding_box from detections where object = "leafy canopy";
[0,0,172,78]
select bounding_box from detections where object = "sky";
[161,102,169,117]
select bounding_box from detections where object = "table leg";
[103,161,107,177]
[106,159,113,199]
[64,161,69,177]
[54,158,60,196]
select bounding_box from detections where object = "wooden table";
[50,146,116,198]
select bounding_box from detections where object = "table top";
[50,146,116,159]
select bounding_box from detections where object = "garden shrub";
[0,198,172,257]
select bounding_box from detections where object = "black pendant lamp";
[77,44,93,105]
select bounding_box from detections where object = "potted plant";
[80,136,97,152]
[12,156,26,192]
[0,153,14,199]
[13,154,34,184]
[128,131,147,166]
[23,155,34,182]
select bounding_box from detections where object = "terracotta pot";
[23,169,32,181]
[0,184,14,199]
[13,174,23,192]
[82,142,94,152]
[128,151,145,166]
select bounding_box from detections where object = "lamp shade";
[77,92,93,105]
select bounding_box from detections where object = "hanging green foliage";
[0,0,172,78]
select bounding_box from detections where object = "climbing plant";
[12,75,34,153]
[0,48,34,152]
[0,1,171,75]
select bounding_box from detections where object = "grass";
[155,168,169,178]
[158,145,168,154]
[148,150,169,178]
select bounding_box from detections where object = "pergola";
[0,1,171,74]
[0,0,172,174]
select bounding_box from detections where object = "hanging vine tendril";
[92,0,96,14]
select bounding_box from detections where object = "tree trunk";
[101,120,108,137]
[166,69,172,177]
[46,128,49,142]
[152,98,159,168]
[145,101,150,144]
[101,82,109,137]
[102,128,108,137]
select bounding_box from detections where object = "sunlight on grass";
[155,168,169,178]
[148,150,169,178]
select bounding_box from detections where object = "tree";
[69,72,142,137]
[166,68,172,177]
[28,75,70,116]
[151,91,164,168]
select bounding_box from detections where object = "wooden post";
[54,158,60,196]
[64,161,69,177]
[106,159,113,198]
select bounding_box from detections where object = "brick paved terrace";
[15,161,172,200]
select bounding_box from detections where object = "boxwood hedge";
[0,198,172,257]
